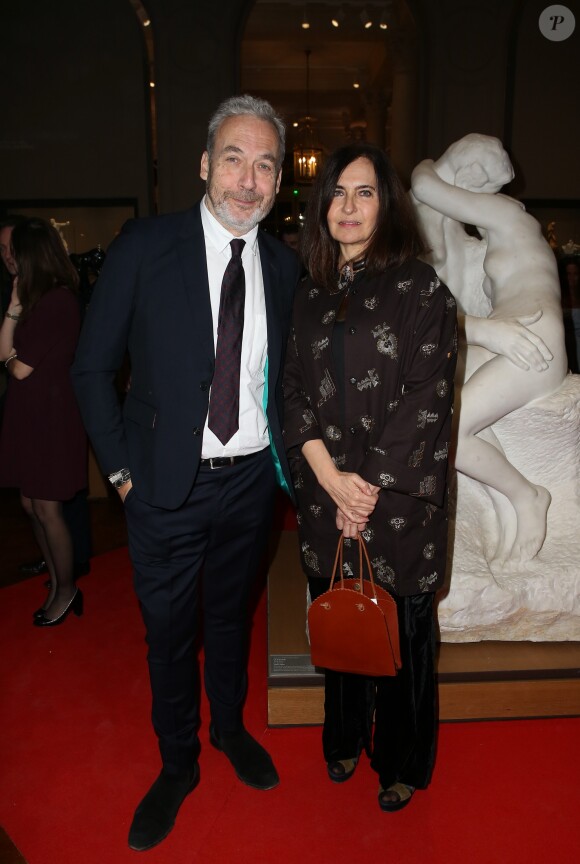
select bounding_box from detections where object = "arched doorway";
[239,1,420,231]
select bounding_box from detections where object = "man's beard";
[206,173,274,233]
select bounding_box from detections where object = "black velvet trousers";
[308,578,437,790]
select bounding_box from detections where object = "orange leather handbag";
[308,535,402,677]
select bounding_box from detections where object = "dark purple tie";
[208,238,246,444]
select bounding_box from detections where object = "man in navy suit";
[72,95,300,851]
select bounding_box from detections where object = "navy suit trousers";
[124,448,276,774]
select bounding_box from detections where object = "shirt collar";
[201,196,259,257]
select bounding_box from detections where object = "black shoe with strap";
[209,725,279,790]
[326,737,364,783]
[128,764,200,852]
[378,782,415,812]
[327,755,360,783]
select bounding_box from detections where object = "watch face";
[111,470,130,488]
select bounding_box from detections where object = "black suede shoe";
[209,725,279,790]
[128,764,200,852]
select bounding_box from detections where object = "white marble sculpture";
[410,133,580,641]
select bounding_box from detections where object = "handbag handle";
[329,534,381,602]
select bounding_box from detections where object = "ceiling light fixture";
[293,49,323,184]
[302,8,310,30]
[379,10,388,30]
[331,9,345,28]
[360,9,373,29]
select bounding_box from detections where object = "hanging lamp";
[293,49,323,184]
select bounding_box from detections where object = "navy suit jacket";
[72,203,300,510]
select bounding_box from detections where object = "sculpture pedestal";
[440,374,580,642]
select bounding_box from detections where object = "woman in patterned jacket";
[283,143,457,811]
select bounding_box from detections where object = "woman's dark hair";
[301,142,424,291]
[11,218,79,319]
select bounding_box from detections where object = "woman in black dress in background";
[283,144,457,810]
[0,218,87,625]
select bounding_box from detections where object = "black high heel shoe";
[33,589,84,627]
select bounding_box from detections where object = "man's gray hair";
[206,94,286,170]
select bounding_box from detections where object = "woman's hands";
[321,469,379,522]
[336,480,381,538]
[464,310,553,371]
[301,439,380,536]
[336,510,367,539]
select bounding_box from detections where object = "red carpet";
[1,547,579,864]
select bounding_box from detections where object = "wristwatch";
[108,468,132,489]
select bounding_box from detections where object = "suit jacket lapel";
[176,203,215,362]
